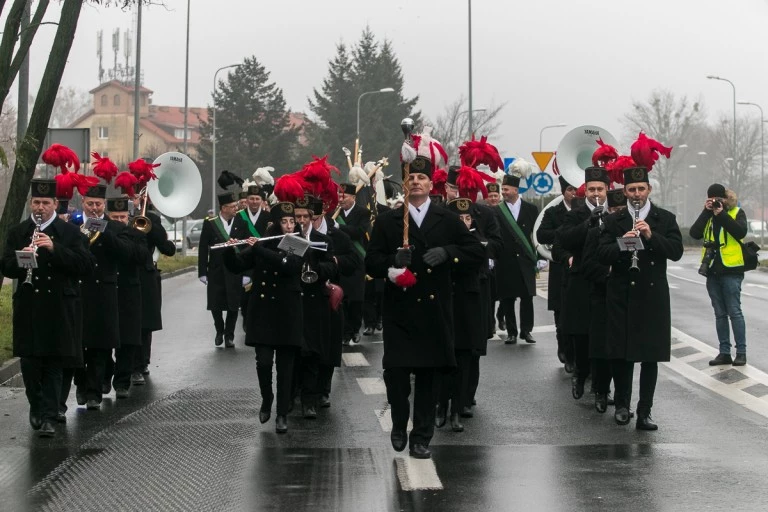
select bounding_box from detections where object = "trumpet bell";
[148,152,203,218]
[132,215,152,233]
[555,125,618,189]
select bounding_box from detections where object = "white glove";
[199,276,207,285]
[488,259,495,270]
[242,276,252,286]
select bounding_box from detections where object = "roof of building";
[89,80,153,95]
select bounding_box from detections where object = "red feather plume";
[630,132,672,171]
[458,135,504,171]
[592,138,619,167]
[91,152,119,184]
[296,155,340,208]
[318,180,340,213]
[274,173,308,203]
[128,158,160,186]
[430,168,447,197]
[605,155,637,185]
[456,165,495,199]
[42,144,80,173]
[115,171,140,197]
[575,184,586,198]
[55,173,98,199]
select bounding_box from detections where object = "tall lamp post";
[707,75,737,180]
[212,63,241,212]
[738,101,765,247]
[467,0,474,135]
[356,87,395,161]
[539,123,567,151]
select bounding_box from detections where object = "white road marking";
[745,283,768,290]
[668,284,679,289]
[531,324,557,334]
[536,288,548,300]
[668,273,762,299]
[374,406,412,433]
[342,353,370,367]
[395,456,444,491]
[357,377,386,395]
[667,265,684,270]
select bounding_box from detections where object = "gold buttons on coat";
[426,269,431,274]
[429,294,435,300]
[453,258,459,263]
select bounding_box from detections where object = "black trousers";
[495,302,505,324]
[384,367,436,447]
[104,351,115,386]
[554,310,572,360]
[592,358,612,395]
[438,350,473,415]
[343,300,363,338]
[212,309,238,338]
[300,353,320,408]
[60,368,76,413]
[318,364,334,397]
[610,360,658,415]
[363,280,383,328]
[572,334,591,381]
[21,357,63,423]
[114,345,139,390]
[501,296,534,336]
[75,347,112,402]
[138,329,153,370]
[241,289,251,328]
[255,345,297,416]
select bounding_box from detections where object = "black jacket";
[494,200,539,298]
[198,215,246,311]
[537,201,569,311]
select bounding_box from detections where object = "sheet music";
[278,234,311,257]
[16,250,37,269]
[616,236,645,252]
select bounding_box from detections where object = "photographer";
[690,184,748,366]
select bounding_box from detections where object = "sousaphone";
[147,151,203,219]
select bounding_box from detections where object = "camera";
[698,240,719,277]
[711,199,723,210]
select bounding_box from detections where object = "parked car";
[185,219,205,249]
[161,218,197,251]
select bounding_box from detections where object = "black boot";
[435,402,447,428]
[450,413,464,432]
[257,366,273,424]
[572,376,585,400]
[636,411,658,431]
[275,415,288,433]
[595,393,608,413]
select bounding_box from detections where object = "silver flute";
[209,232,298,250]
[629,200,641,272]
[22,214,43,286]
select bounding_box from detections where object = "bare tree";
[622,89,707,207]
[429,95,506,166]
[0,97,17,212]
[48,86,91,128]
[708,115,762,202]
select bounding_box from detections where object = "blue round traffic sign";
[531,172,553,195]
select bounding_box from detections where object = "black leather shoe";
[572,377,585,400]
[363,327,375,336]
[557,350,567,364]
[595,393,608,413]
[303,405,317,419]
[460,406,474,418]
[76,389,86,406]
[56,412,67,424]
[391,429,407,452]
[376,321,383,331]
[564,362,574,374]
[733,354,747,366]
[38,421,55,438]
[498,318,506,331]
[275,415,288,433]
[435,402,447,428]
[352,333,362,344]
[450,413,464,432]
[636,414,658,431]
[141,365,150,375]
[115,388,130,399]
[259,394,273,424]
[214,332,224,346]
[471,399,477,406]
[504,335,517,345]
[224,336,235,348]
[86,399,100,411]
[319,395,331,408]
[615,407,630,426]
[409,444,431,459]
[102,382,112,395]
[709,353,733,366]
[521,332,536,344]
[29,412,42,430]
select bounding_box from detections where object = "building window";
[100,94,108,106]
[141,96,146,106]
[114,94,121,106]
[98,126,109,139]
[174,128,191,140]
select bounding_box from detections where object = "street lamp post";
[539,123,567,151]
[212,64,241,212]
[467,0,473,135]
[737,101,765,247]
[356,87,395,162]
[707,75,737,181]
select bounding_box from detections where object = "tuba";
[136,151,203,229]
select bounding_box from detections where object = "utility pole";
[181,0,191,256]
[132,2,142,160]
[17,0,31,150]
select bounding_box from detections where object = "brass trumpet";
[131,187,152,233]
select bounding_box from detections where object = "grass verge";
[158,254,198,274]
[0,285,12,364]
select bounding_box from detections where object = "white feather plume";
[252,166,275,186]
[387,192,405,208]
[401,141,417,164]
[348,164,369,186]
[241,178,257,192]
[508,158,535,179]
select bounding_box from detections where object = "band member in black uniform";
[75,184,133,410]
[223,202,304,433]
[334,183,371,344]
[136,197,176,377]
[363,182,397,335]
[582,188,627,412]
[311,197,359,408]
[597,166,683,430]
[495,175,539,344]
[1,179,94,436]
[293,195,336,418]
[536,176,576,369]
[366,155,485,459]
[484,182,506,333]
[198,191,246,348]
[554,167,609,400]
[231,185,269,329]
[106,197,149,398]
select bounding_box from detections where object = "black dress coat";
[299,228,337,361]
[117,226,150,346]
[365,203,485,369]
[232,209,270,314]
[581,226,611,359]
[555,204,594,336]
[597,203,684,362]
[494,200,539,299]
[536,201,569,311]
[335,203,371,302]
[198,216,246,311]
[472,203,503,344]
[1,217,94,366]
[223,226,303,348]
[139,210,175,332]
[81,219,134,350]
[326,226,360,367]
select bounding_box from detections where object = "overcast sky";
[13,0,768,165]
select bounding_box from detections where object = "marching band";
[3,126,679,452]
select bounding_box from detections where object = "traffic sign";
[531,151,554,172]
[517,175,532,194]
[503,157,516,173]
[530,172,554,195]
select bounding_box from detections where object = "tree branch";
[6,0,51,93]
[0,0,27,91]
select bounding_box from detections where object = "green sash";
[498,204,536,263]
[337,215,366,258]
[211,217,239,253]
[238,210,262,238]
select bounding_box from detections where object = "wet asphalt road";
[2,261,768,511]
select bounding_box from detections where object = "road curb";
[161,266,196,280]
[0,357,20,386]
